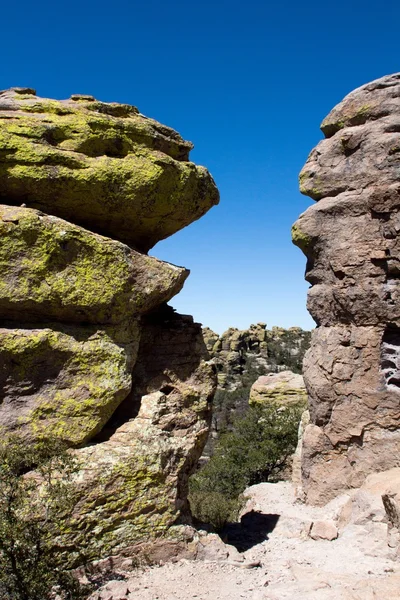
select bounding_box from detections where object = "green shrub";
[0,435,88,600]
[189,401,303,530]
[188,489,244,531]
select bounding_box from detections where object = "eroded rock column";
[292,73,400,505]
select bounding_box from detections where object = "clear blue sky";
[2,0,399,333]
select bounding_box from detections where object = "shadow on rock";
[221,511,280,552]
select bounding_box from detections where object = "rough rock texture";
[292,73,400,504]
[292,409,310,499]
[0,87,219,251]
[87,481,400,600]
[66,309,215,563]
[335,468,400,554]
[309,519,338,541]
[0,321,139,445]
[204,324,311,391]
[203,324,310,455]
[0,205,187,324]
[0,88,218,561]
[249,371,307,406]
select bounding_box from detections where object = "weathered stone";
[292,409,310,499]
[0,88,219,251]
[0,321,139,445]
[0,204,188,325]
[377,469,400,553]
[309,519,338,541]
[0,85,220,565]
[64,308,216,563]
[249,370,307,406]
[333,468,400,554]
[293,73,400,504]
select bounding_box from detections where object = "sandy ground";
[90,482,400,600]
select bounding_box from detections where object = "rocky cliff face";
[0,87,218,561]
[292,73,400,505]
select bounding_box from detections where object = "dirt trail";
[90,482,400,600]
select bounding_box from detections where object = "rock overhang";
[0,87,220,252]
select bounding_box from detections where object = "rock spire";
[293,73,400,505]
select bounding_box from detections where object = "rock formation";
[249,370,307,407]
[202,324,310,454]
[292,73,400,505]
[0,88,218,251]
[0,87,219,562]
[203,324,310,391]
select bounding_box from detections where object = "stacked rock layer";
[0,87,219,560]
[292,73,400,505]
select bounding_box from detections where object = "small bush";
[188,489,244,531]
[0,435,88,600]
[189,401,303,530]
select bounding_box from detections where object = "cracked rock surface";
[292,73,400,504]
[0,88,218,561]
[0,87,219,251]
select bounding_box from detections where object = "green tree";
[189,401,303,529]
[0,435,87,600]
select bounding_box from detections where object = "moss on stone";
[291,223,312,254]
[0,90,219,250]
[0,205,187,324]
[0,322,139,446]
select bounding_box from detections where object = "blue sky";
[2,0,399,333]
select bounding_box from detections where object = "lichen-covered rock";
[0,87,219,251]
[0,204,187,324]
[0,321,139,445]
[0,87,218,564]
[292,73,400,504]
[64,308,216,563]
[249,370,307,406]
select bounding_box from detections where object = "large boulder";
[249,370,307,406]
[292,73,400,504]
[0,87,219,251]
[0,205,187,324]
[0,321,139,445]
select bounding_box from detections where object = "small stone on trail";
[310,519,338,541]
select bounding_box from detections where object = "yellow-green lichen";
[61,453,177,562]
[0,323,139,446]
[0,205,186,324]
[250,383,308,407]
[0,93,219,250]
[291,223,312,254]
